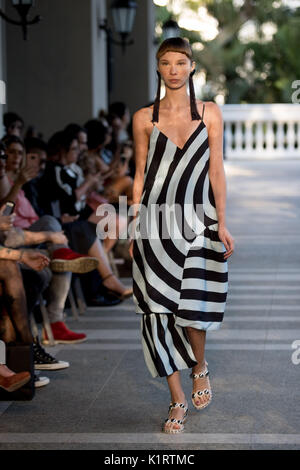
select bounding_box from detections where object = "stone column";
[0,0,6,136]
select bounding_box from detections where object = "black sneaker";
[33,338,70,371]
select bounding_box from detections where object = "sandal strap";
[169,402,188,412]
[192,388,211,398]
[102,273,115,282]
[165,418,184,425]
[190,369,209,379]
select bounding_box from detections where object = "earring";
[152,70,161,123]
[189,69,201,120]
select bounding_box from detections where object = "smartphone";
[3,201,15,216]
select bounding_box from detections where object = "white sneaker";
[34,374,50,388]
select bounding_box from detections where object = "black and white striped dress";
[132,103,228,378]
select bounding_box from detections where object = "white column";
[91,0,108,117]
[0,0,6,137]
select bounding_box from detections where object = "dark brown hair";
[152,37,201,123]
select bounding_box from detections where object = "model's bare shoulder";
[132,106,153,140]
[200,101,223,131]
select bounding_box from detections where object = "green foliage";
[154,0,299,103]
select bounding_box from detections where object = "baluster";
[255,121,264,156]
[224,121,233,159]
[266,121,275,157]
[235,121,243,158]
[245,121,253,155]
[296,122,300,158]
[286,121,295,156]
[276,121,285,156]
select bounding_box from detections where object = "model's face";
[158,51,195,90]
[6,143,24,172]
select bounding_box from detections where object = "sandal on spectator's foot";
[190,361,212,410]
[101,273,133,300]
[162,401,188,434]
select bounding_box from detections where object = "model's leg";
[164,371,188,432]
[185,327,210,407]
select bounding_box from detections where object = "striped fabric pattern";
[132,104,228,377]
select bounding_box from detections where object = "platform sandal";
[101,272,133,300]
[190,361,212,410]
[162,401,188,434]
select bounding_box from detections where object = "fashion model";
[129,37,235,434]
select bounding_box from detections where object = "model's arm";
[206,102,227,228]
[206,102,234,259]
[129,109,149,245]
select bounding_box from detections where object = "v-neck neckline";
[151,120,204,152]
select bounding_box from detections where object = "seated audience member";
[2,112,24,139]
[0,140,104,343]
[40,129,130,254]
[0,211,62,388]
[2,135,132,302]
[47,131,64,163]
[64,124,88,155]
[106,102,131,149]
[0,348,31,393]
[82,119,133,205]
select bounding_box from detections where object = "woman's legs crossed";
[0,260,33,344]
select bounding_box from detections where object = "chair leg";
[39,295,56,347]
[73,277,86,315]
[30,314,39,339]
[68,288,80,321]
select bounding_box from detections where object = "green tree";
[155,0,300,103]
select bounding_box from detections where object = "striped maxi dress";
[132,103,228,378]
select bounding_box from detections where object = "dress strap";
[201,103,205,121]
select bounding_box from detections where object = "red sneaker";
[42,321,87,345]
[50,248,98,273]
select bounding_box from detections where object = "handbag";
[0,342,35,401]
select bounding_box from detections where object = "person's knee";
[0,260,20,277]
[39,215,62,232]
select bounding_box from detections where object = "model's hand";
[47,231,68,245]
[21,250,50,271]
[218,225,234,260]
